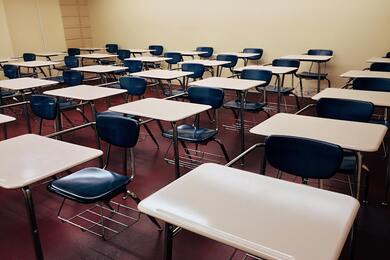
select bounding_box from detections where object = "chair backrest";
[117,49,131,61]
[243,48,263,60]
[265,135,343,179]
[63,70,84,86]
[369,62,390,72]
[149,45,163,56]
[316,98,374,122]
[385,52,390,58]
[96,114,140,148]
[272,58,300,70]
[67,48,80,56]
[196,47,213,58]
[119,76,146,96]
[307,49,333,56]
[30,95,59,120]
[216,54,238,68]
[64,56,79,68]
[188,86,224,109]
[182,63,205,79]
[3,64,19,79]
[240,69,273,85]
[352,77,390,92]
[164,52,183,65]
[123,60,143,73]
[23,53,36,61]
[106,43,119,54]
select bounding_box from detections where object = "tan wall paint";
[0,0,14,58]
[88,0,390,91]
[3,0,66,56]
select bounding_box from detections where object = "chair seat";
[54,65,71,71]
[264,85,295,94]
[162,124,217,143]
[59,99,80,110]
[338,150,356,174]
[97,110,136,119]
[47,167,130,204]
[297,71,328,79]
[46,76,65,83]
[99,59,116,65]
[369,119,390,128]
[0,89,16,98]
[223,100,266,112]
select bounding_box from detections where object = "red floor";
[0,89,389,260]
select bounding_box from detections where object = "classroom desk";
[179,59,230,76]
[109,98,210,179]
[36,52,66,61]
[71,65,127,85]
[189,77,264,164]
[234,65,298,112]
[367,57,390,64]
[0,134,102,260]
[128,49,151,56]
[6,60,60,77]
[76,53,118,65]
[0,57,18,69]
[79,47,106,53]
[217,52,259,66]
[139,163,360,260]
[250,113,387,200]
[130,69,193,96]
[280,54,333,93]
[0,77,59,132]
[125,56,172,69]
[174,51,207,59]
[341,70,390,79]
[0,113,16,139]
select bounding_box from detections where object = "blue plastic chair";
[224,69,272,117]
[369,62,390,72]
[316,97,374,199]
[123,60,143,73]
[2,64,19,79]
[243,48,263,63]
[164,52,183,70]
[30,95,59,135]
[67,48,80,56]
[352,77,390,93]
[23,53,36,61]
[182,63,205,80]
[196,47,214,58]
[148,45,163,56]
[47,114,161,238]
[117,49,131,62]
[264,135,343,182]
[63,70,83,86]
[216,54,238,76]
[106,43,119,54]
[162,86,230,162]
[386,52,390,58]
[56,56,79,71]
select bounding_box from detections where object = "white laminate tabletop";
[125,57,172,63]
[367,57,390,64]
[109,97,210,122]
[36,52,66,57]
[312,88,390,107]
[176,51,207,56]
[234,65,297,74]
[72,65,127,73]
[340,70,390,79]
[128,49,151,53]
[76,53,118,59]
[0,134,103,189]
[218,52,259,58]
[250,113,387,152]
[280,54,332,62]
[0,58,18,63]
[139,163,359,260]
[189,77,264,91]
[0,77,58,90]
[44,85,127,101]
[80,47,106,52]
[6,60,60,68]
[131,69,193,80]
[179,59,230,67]
[0,114,16,124]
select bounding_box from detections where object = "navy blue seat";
[196,47,214,58]
[117,49,131,62]
[162,86,230,162]
[123,60,143,73]
[216,54,238,76]
[30,95,59,135]
[59,71,84,111]
[223,69,272,117]
[23,53,36,61]
[264,135,343,181]
[182,63,205,80]
[243,48,263,63]
[316,97,374,199]
[386,52,390,58]
[99,44,118,65]
[296,49,333,92]
[2,64,19,79]
[67,48,80,56]
[47,114,162,237]
[21,53,37,77]
[369,62,390,72]
[55,56,79,74]
[164,52,183,70]
[149,45,164,56]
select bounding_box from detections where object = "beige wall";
[0,0,14,58]
[3,0,66,56]
[88,0,390,91]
